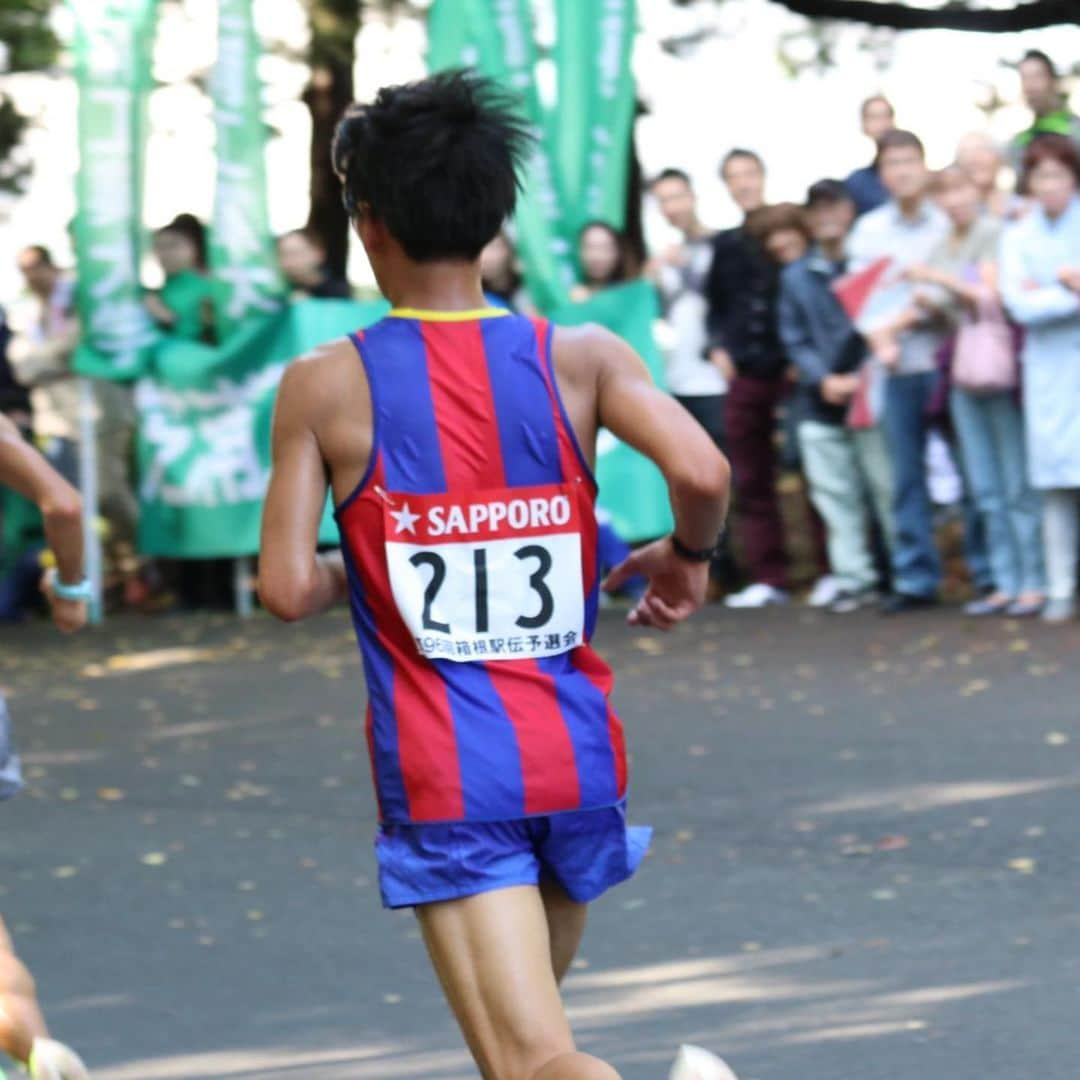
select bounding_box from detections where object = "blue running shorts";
[0,695,22,803]
[375,801,651,909]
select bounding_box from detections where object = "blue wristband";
[52,577,93,603]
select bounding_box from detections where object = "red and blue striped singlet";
[335,307,628,825]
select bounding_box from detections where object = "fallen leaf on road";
[876,835,910,851]
[1007,857,1036,874]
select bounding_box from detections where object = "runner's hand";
[603,538,708,631]
[28,1038,90,1080]
[41,577,88,634]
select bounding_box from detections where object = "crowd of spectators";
[2,48,1078,624]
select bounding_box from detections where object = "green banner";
[136,300,387,557]
[551,280,672,542]
[70,0,159,380]
[553,0,637,237]
[0,486,43,580]
[428,0,575,312]
[210,0,283,341]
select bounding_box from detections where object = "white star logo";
[390,502,421,535]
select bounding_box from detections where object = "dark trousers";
[676,393,740,586]
[724,375,791,590]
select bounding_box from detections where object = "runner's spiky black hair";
[333,70,534,263]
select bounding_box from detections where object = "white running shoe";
[724,583,790,609]
[807,574,843,608]
[28,1038,90,1080]
[670,1043,740,1079]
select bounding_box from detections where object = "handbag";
[951,286,1018,395]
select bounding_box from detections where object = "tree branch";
[769,0,1079,32]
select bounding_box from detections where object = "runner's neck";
[383,261,488,314]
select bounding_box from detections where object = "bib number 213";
[386,534,585,663]
[411,544,554,634]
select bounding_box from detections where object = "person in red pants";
[705,150,796,608]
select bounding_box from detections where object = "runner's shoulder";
[279,336,368,418]
[552,322,645,383]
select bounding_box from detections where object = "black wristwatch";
[671,531,723,563]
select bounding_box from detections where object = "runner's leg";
[540,878,587,985]
[416,885,619,1080]
[0,915,47,1064]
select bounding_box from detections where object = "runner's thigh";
[416,884,576,1080]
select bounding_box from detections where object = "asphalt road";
[2,605,1079,1079]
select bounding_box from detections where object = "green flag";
[553,0,637,237]
[427,0,575,312]
[69,0,159,380]
[550,281,673,542]
[210,0,284,341]
[136,299,387,558]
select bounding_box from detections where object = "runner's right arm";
[0,413,86,632]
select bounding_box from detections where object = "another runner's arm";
[0,412,83,585]
[259,360,347,622]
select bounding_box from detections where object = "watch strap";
[671,534,719,563]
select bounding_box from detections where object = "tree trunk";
[623,119,647,276]
[303,1,362,279]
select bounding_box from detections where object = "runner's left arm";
[259,361,348,622]
[557,325,729,630]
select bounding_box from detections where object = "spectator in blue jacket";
[846,96,895,216]
[776,181,895,612]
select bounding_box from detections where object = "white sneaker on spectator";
[670,1044,740,1079]
[830,586,880,614]
[1042,597,1076,624]
[807,574,843,608]
[724,583,789,609]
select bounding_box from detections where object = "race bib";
[382,484,585,663]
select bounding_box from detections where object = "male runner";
[0,411,91,1080]
[259,72,731,1080]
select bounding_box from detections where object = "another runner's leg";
[416,886,620,1080]
[0,916,47,1064]
[539,878,587,985]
